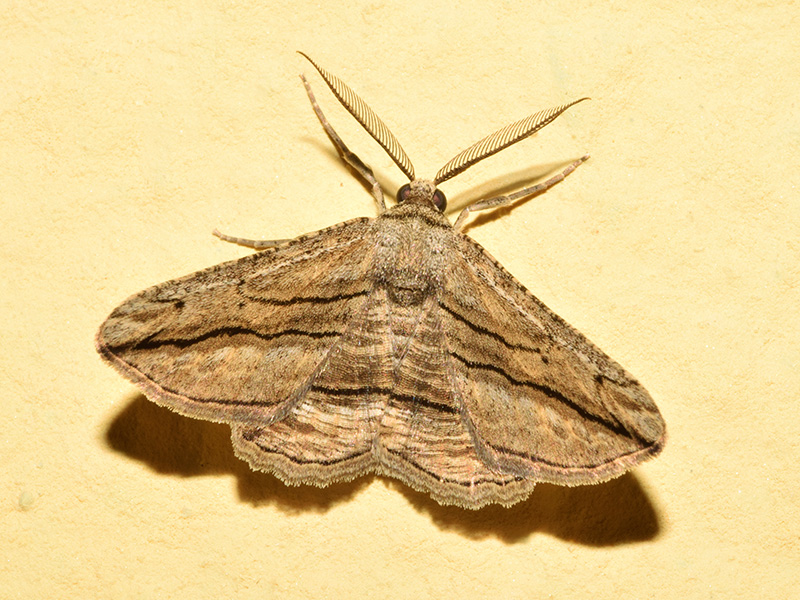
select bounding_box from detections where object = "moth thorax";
[397,179,447,212]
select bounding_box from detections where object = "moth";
[97,54,665,509]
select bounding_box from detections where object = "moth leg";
[301,74,387,213]
[211,229,290,249]
[453,155,589,230]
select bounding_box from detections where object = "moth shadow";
[446,159,579,232]
[391,474,662,546]
[104,395,369,513]
[104,396,661,540]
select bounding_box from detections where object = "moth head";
[397,180,447,212]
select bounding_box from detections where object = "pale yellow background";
[2,1,797,598]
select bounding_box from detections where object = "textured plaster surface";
[2,2,798,598]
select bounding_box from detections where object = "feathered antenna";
[434,98,589,185]
[299,52,415,181]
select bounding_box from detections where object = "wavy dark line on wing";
[246,440,371,467]
[109,325,341,354]
[309,384,459,415]
[449,350,631,438]
[438,299,543,354]
[486,440,660,469]
[242,289,370,306]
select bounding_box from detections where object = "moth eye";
[432,189,447,212]
[397,183,411,204]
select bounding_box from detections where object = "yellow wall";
[3,1,797,597]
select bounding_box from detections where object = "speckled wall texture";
[3,2,798,598]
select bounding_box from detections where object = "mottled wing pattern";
[98,217,412,483]
[437,234,666,487]
[231,288,394,486]
[97,217,381,425]
[372,293,537,507]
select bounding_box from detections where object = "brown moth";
[97,53,665,509]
